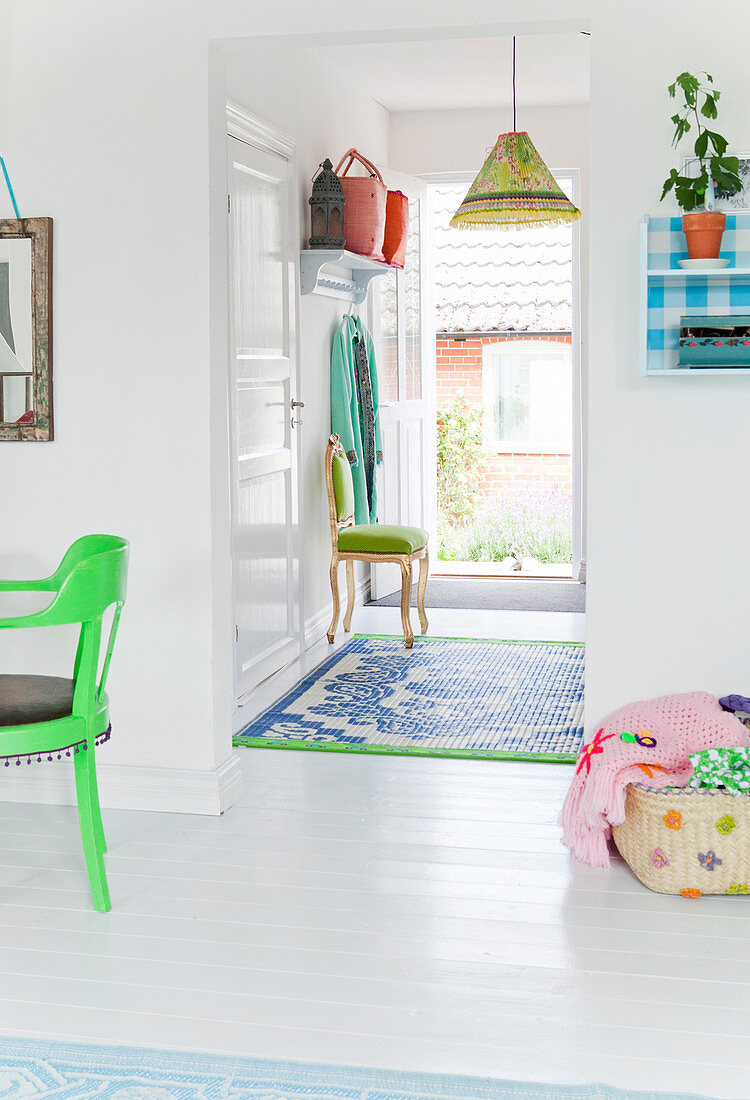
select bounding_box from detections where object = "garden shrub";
[436,398,485,558]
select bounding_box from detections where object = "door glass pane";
[379,268,399,403]
[405,200,422,400]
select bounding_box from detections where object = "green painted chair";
[325,434,429,648]
[0,534,129,912]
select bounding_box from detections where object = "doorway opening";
[430,177,580,585]
[220,25,588,759]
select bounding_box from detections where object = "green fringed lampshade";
[450,131,582,230]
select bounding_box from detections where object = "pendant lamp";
[450,38,582,230]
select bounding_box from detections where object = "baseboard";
[0,752,244,817]
[304,575,370,650]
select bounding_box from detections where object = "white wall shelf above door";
[300,249,392,305]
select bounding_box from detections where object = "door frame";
[422,168,585,581]
[368,168,432,600]
[225,103,305,714]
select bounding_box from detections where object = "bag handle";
[334,148,384,184]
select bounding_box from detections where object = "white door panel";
[228,131,302,703]
[380,420,401,523]
[404,417,423,522]
[370,168,431,600]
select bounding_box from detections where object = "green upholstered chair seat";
[337,524,428,555]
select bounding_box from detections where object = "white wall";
[8,0,746,800]
[584,0,750,723]
[8,2,587,812]
[0,5,220,800]
[220,45,389,641]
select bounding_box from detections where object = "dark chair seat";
[0,675,74,727]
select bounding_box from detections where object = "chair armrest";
[0,612,45,629]
[0,579,57,628]
[0,579,55,592]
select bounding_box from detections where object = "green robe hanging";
[330,315,383,525]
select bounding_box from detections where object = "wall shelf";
[640,214,750,377]
[300,249,392,305]
[649,267,750,279]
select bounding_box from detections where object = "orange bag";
[335,149,387,262]
[383,189,409,268]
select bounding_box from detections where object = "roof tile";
[432,185,573,332]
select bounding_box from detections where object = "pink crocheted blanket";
[560,692,750,867]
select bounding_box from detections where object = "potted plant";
[661,71,742,260]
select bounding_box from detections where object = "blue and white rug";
[235,634,584,761]
[0,1036,709,1099]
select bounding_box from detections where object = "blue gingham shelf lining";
[647,213,750,372]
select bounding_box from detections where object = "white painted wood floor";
[0,607,746,1099]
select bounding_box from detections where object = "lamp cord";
[512,36,517,132]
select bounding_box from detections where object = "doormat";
[370,577,585,613]
[234,634,584,762]
[0,1034,709,1099]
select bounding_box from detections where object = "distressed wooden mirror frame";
[0,217,53,441]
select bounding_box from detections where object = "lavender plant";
[450,483,573,565]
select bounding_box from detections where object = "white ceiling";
[318,33,589,114]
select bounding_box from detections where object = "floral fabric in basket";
[689,746,750,794]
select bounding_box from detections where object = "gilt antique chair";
[0,534,129,912]
[325,434,428,648]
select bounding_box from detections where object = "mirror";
[0,218,52,441]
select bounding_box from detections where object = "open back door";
[370,170,433,600]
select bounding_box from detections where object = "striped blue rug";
[235,634,584,761]
[0,1036,708,1098]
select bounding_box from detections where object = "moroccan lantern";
[309,158,345,248]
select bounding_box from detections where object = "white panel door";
[370,171,432,599]
[228,131,302,701]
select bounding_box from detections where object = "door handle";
[291,399,305,408]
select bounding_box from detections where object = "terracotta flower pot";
[682,210,726,260]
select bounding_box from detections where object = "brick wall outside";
[436,333,572,498]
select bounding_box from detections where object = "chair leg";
[86,745,107,854]
[74,745,111,912]
[399,560,414,649]
[327,557,341,644]
[343,560,356,632]
[417,549,429,636]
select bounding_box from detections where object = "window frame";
[481,338,573,455]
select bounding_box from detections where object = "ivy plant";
[661,71,742,212]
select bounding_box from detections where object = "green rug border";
[233,633,583,764]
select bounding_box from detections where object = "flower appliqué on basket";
[727,883,749,895]
[716,815,736,835]
[649,848,669,869]
[663,810,682,830]
[680,888,702,898]
[576,728,616,776]
[698,850,722,871]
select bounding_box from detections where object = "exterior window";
[482,340,572,453]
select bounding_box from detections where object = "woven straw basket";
[613,783,750,896]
